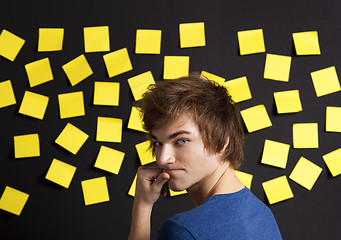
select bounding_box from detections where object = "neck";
[187,162,245,206]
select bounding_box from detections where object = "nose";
[156,144,175,166]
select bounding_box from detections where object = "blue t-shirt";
[157,188,282,240]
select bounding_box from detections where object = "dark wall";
[1,0,341,239]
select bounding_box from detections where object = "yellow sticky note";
[240,105,272,133]
[127,71,155,101]
[62,54,93,86]
[103,48,133,78]
[292,31,320,55]
[323,148,341,177]
[293,123,319,148]
[136,140,155,165]
[25,57,54,87]
[135,29,162,54]
[127,107,146,133]
[18,91,49,120]
[0,80,16,108]
[274,90,302,114]
[58,91,85,119]
[0,186,29,216]
[289,157,322,190]
[311,66,341,97]
[0,29,25,61]
[264,54,292,82]
[55,123,89,155]
[235,170,253,190]
[45,159,77,188]
[96,117,122,143]
[93,81,119,106]
[81,176,110,206]
[94,146,125,175]
[163,56,190,80]
[261,140,290,169]
[128,174,137,197]
[201,71,225,85]
[237,29,265,55]
[84,26,110,53]
[14,133,40,158]
[38,28,64,52]
[326,106,341,132]
[169,189,187,197]
[179,22,206,48]
[222,76,252,103]
[262,176,294,204]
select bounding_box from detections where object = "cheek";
[175,143,211,168]
[189,153,219,175]
[154,147,163,162]
[154,150,160,160]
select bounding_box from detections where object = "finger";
[161,182,169,197]
[152,172,170,192]
[137,166,162,182]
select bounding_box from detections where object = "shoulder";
[229,188,282,238]
[157,219,195,240]
[158,188,282,239]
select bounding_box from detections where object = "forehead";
[151,114,200,139]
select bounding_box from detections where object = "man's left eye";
[177,139,188,144]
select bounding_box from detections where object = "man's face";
[151,114,225,193]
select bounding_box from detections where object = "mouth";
[162,169,182,174]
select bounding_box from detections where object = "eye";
[153,141,162,147]
[176,139,188,145]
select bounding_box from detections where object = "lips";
[163,169,182,174]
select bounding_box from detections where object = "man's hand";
[135,166,170,206]
[128,166,170,240]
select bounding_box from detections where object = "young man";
[129,75,282,240]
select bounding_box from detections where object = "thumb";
[152,172,170,192]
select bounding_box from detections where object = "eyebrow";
[151,130,191,141]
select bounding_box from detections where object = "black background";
[1,0,341,239]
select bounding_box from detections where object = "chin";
[168,181,188,192]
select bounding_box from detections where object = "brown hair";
[138,75,244,169]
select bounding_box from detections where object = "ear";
[218,137,230,154]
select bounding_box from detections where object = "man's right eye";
[154,141,162,147]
